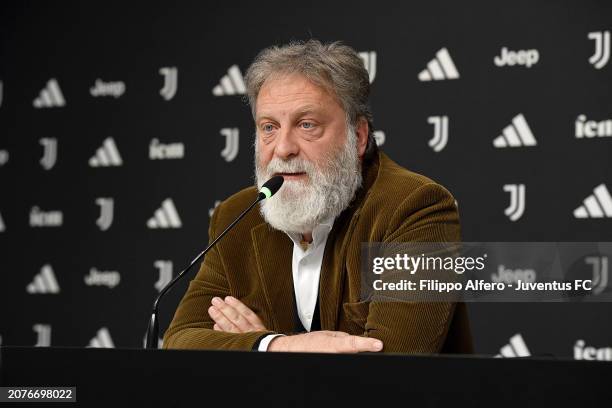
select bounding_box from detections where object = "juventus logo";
[427,116,449,152]
[503,184,526,222]
[159,67,178,101]
[373,130,386,146]
[585,256,609,295]
[95,197,114,231]
[358,51,377,83]
[33,324,51,347]
[220,128,239,162]
[209,200,221,217]
[39,137,57,170]
[154,260,173,291]
[588,31,610,69]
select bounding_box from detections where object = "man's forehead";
[256,74,337,119]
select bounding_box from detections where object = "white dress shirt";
[257,217,335,351]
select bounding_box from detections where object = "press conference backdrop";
[0,1,610,360]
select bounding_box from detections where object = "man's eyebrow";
[256,105,323,122]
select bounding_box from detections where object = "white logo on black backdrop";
[588,30,610,69]
[0,212,5,232]
[418,48,460,81]
[39,137,57,170]
[33,78,65,108]
[494,47,539,68]
[428,116,449,152]
[84,267,120,289]
[95,197,114,231]
[33,324,51,347]
[493,114,537,148]
[585,256,608,295]
[159,67,178,100]
[503,184,526,222]
[373,130,386,146]
[89,137,123,167]
[90,79,125,98]
[573,184,612,218]
[88,327,115,348]
[220,128,239,162]
[495,333,531,358]
[27,264,60,294]
[575,115,612,138]
[147,199,182,228]
[154,260,173,291]
[149,138,184,160]
[212,65,245,96]
[492,265,536,284]
[208,200,221,217]
[574,340,612,361]
[358,51,377,83]
[0,149,8,166]
[30,206,63,227]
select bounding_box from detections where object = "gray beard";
[254,127,363,235]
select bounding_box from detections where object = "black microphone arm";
[145,175,284,349]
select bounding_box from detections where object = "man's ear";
[356,117,369,159]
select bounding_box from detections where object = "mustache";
[263,157,317,177]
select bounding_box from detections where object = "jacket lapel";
[251,223,295,332]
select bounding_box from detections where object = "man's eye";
[262,124,275,133]
[301,122,314,129]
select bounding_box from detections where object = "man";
[163,40,472,353]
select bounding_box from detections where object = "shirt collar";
[284,215,335,252]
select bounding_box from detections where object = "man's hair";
[244,39,378,162]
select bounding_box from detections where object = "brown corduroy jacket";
[163,150,473,353]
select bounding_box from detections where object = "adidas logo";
[358,51,377,83]
[27,264,60,294]
[33,78,66,108]
[418,48,459,81]
[87,327,115,348]
[493,114,537,148]
[89,137,123,167]
[212,65,245,96]
[0,211,5,232]
[495,333,530,358]
[147,198,182,228]
[574,184,612,218]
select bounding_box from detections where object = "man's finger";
[211,297,253,332]
[208,305,240,333]
[337,335,383,353]
[224,296,266,330]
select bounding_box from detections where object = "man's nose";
[273,127,299,160]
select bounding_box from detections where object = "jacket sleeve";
[362,182,462,353]
[162,203,276,350]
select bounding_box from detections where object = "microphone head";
[259,175,284,200]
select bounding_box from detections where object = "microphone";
[145,175,284,349]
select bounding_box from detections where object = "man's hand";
[268,331,383,353]
[208,296,268,333]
